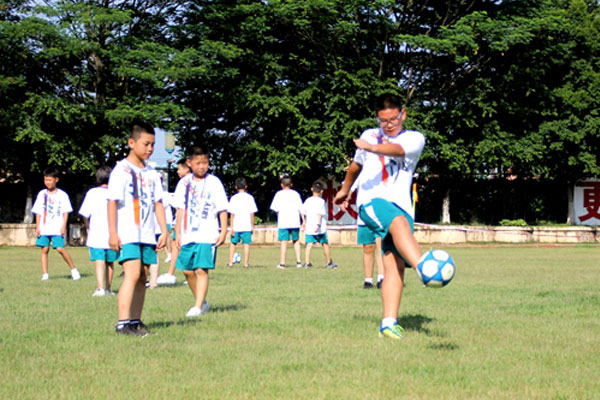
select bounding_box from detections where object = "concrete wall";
[3,223,599,247]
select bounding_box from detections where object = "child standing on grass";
[157,158,191,286]
[32,167,80,281]
[108,121,168,336]
[270,175,305,269]
[302,181,337,269]
[79,166,117,296]
[334,93,425,340]
[173,146,228,318]
[227,177,258,268]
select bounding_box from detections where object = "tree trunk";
[442,188,451,224]
[566,185,574,225]
[23,183,33,223]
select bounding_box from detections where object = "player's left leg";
[293,239,302,266]
[304,242,313,266]
[56,247,76,270]
[193,269,209,309]
[243,243,250,267]
[130,264,147,321]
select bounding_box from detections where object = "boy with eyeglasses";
[334,93,425,339]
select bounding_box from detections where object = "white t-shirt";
[153,197,173,235]
[32,189,73,236]
[228,192,258,232]
[302,196,327,235]
[79,186,110,249]
[107,159,164,245]
[353,128,425,219]
[173,173,228,245]
[270,189,303,229]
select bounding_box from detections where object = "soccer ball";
[233,252,242,264]
[416,249,455,288]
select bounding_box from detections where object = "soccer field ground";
[1,245,599,399]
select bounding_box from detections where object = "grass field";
[1,244,599,399]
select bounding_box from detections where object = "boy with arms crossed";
[173,146,228,318]
[334,93,425,339]
[108,121,168,336]
[270,175,305,269]
[227,177,258,268]
[32,167,80,281]
[302,181,337,269]
[79,166,117,296]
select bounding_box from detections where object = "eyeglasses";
[377,116,402,126]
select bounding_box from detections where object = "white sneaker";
[200,301,210,315]
[164,253,172,263]
[71,269,81,281]
[92,288,105,297]
[186,306,202,317]
[41,273,49,281]
[105,290,116,295]
[157,273,177,285]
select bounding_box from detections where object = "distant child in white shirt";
[302,181,337,269]
[32,167,80,281]
[108,121,168,336]
[227,177,258,268]
[270,175,305,269]
[173,146,228,318]
[79,166,117,296]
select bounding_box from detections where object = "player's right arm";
[35,214,41,237]
[334,161,362,206]
[107,200,121,251]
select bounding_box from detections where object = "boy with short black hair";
[108,120,168,336]
[302,181,337,269]
[32,167,80,281]
[334,93,425,339]
[157,158,191,285]
[79,165,117,296]
[270,175,304,269]
[173,146,228,318]
[227,177,258,268]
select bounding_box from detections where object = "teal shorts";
[359,199,414,261]
[357,225,383,245]
[89,247,119,263]
[36,235,65,249]
[176,243,216,270]
[306,233,328,244]
[278,228,300,242]
[168,224,176,240]
[231,231,252,245]
[118,243,157,265]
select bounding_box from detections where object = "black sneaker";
[326,261,338,269]
[376,280,383,289]
[363,281,374,289]
[304,263,313,268]
[115,324,147,337]
[131,321,155,336]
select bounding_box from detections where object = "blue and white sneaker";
[379,323,405,339]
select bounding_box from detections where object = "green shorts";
[176,243,216,270]
[359,199,414,261]
[36,235,65,249]
[89,247,119,263]
[306,233,328,244]
[278,228,300,242]
[119,243,157,265]
[357,225,383,245]
[231,231,252,245]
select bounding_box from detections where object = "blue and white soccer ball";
[233,252,242,264]
[416,249,455,288]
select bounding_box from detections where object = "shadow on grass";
[148,303,248,329]
[398,314,434,334]
[427,341,459,351]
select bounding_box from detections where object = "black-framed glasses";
[377,116,402,126]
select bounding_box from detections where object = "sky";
[147,128,182,169]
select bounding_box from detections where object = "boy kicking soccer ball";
[334,93,425,339]
[173,146,228,318]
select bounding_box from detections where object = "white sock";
[381,317,396,329]
[377,274,384,282]
[365,277,373,284]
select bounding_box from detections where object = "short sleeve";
[61,191,73,213]
[31,191,45,215]
[79,191,93,218]
[107,166,126,202]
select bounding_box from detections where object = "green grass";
[1,245,599,399]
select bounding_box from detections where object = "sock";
[365,278,373,284]
[377,274,384,282]
[116,319,130,330]
[381,317,397,329]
